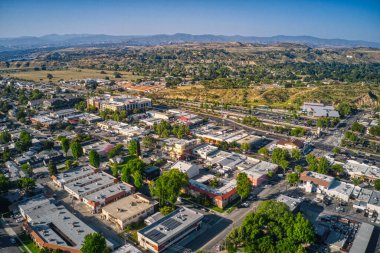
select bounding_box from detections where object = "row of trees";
[59,136,83,159]
[226,200,314,253]
[0,173,36,194]
[153,120,190,139]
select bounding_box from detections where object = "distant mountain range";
[0,33,379,51]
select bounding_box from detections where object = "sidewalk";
[0,218,31,253]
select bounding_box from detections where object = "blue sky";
[0,0,379,42]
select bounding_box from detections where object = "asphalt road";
[0,219,22,253]
[178,180,289,252]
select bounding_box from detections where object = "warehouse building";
[101,193,157,230]
[19,196,114,253]
[82,182,134,213]
[137,207,203,253]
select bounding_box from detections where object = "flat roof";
[357,188,373,203]
[190,176,237,196]
[276,194,302,212]
[64,172,115,197]
[327,181,355,197]
[170,161,199,173]
[368,190,380,206]
[138,207,203,245]
[193,144,218,156]
[102,194,155,222]
[236,157,261,170]
[112,244,142,253]
[55,166,96,185]
[83,183,133,203]
[349,222,374,253]
[21,197,113,250]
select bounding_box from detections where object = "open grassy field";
[155,84,380,108]
[0,68,142,83]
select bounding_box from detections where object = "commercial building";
[137,207,203,253]
[302,102,340,118]
[112,243,142,253]
[169,161,200,179]
[144,212,164,226]
[50,109,79,120]
[189,174,238,208]
[30,115,58,127]
[192,144,218,159]
[367,190,380,213]
[353,188,373,211]
[344,160,380,181]
[276,194,302,212]
[274,138,304,151]
[64,172,117,200]
[82,141,115,157]
[161,138,197,159]
[87,95,152,112]
[240,160,278,187]
[51,166,97,189]
[19,195,114,253]
[82,183,134,213]
[101,194,157,230]
[299,171,335,193]
[325,181,355,202]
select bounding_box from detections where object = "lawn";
[1,68,142,83]
[18,233,41,253]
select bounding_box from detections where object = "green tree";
[108,144,124,158]
[241,143,250,153]
[236,172,252,200]
[142,136,156,149]
[65,159,73,170]
[351,122,365,133]
[287,172,300,185]
[209,177,219,188]
[15,130,32,152]
[2,147,10,162]
[279,159,290,173]
[47,73,53,81]
[317,157,329,175]
[110,164,118,177]
[291,148,302,161]
[0,173,10,192]
[369,125,380,136]
[48,160,58,176]
[331,164,343,176]
[374,179,380,190]
[306,154,318,171]
[18,177,36,193]
[0,131,11,144]
[21,164,33,176]
[150,169,189,206]
[271,148,290,165]
[60,137,70,156]
[159,206,175,215]
[70,140,83,160]
[81,233,110,253]
[128,139,139,156]
[132,170,143,189]
[89,149,100,168]
[227,201,314,253]
[294,165,303,174]
[332,147,341,155]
